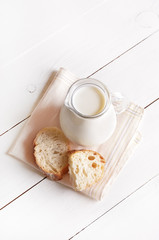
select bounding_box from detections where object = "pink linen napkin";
[9,68,144,200]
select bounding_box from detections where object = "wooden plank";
[91,31,159,108]
[0,122,44,208]
[72,175,159,240]
[0,0,103,68]
[0,100,158,239]
[1,0,159,134]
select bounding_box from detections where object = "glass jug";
[60,78,128,146]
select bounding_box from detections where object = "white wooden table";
[0,0,159,239]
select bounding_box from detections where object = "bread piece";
[68,150,106,191]
[34,127,69,180]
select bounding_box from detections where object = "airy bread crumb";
[68,150,106,191]
[34,127,69,180]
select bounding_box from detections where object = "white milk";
[72,86,106,116]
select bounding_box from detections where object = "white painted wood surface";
[0,0,159,239]
[1,0,159,134]
[74,175,159,240]
[0,101,158,239]
[0,0,103,68]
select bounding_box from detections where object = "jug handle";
[111,92,129,114]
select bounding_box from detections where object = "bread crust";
[33,127,70,180]
[37,164,69,181]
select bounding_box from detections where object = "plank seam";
[0,177,46,211]
[69,173,159,240]
[144,98,159,109]
[0,115,30,136]
[87,29,159,78]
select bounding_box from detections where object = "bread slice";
[68,150,106,191]
[34,127,69,180]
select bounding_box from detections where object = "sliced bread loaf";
[68,150,106,191]
[34,127,69,180]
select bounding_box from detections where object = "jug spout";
[64,94,75,113]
